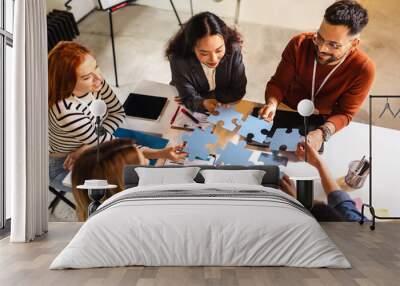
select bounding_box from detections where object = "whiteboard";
[98,0,130,10]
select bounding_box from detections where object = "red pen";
[181,108,200,124]
[170,106,180,125]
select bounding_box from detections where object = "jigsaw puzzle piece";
[257,152,288,166]
[182,127,218,160]
[238,115,272,143]
[208,108,243,131]
[269,128,301,152]
[216,140,254,165]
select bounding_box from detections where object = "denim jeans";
[328,190,367,222]
[49,156,71,193]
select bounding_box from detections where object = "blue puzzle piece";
[238,115,272,143]
[182,127,218,160]
[208,108,243,131]
[268,128,301,152]
[257,152,288,167]
[216,140,254,165]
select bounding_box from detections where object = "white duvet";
[50,183,351,269]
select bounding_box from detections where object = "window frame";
[0,0,13,232]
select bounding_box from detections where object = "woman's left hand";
[220,99,241,109]
[174,96,183,104]
[161,143,188,162]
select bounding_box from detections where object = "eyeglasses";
[312,33,351,51]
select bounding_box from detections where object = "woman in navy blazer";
[166,12,247,114]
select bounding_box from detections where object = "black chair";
[48,186,76,214]
[47,9,79,51]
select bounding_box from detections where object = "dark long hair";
[71,138,145,221]
[165,11,243,59]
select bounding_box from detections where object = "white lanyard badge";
[311,56,346,103]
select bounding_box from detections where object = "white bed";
[50,183,350,269]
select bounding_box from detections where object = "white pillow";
[200,169,266,185]
[135,167,201,186]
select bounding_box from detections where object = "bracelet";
[317,125,332,142]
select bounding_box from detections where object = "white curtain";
[8,0,48,242]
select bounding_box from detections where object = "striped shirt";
[49,80,126,154]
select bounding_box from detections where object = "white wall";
[136,0,334,30]
[46,0,334,29]
[46,0,98,21]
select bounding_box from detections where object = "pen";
[181,108,200,124]
[359,161,370,176]
[170,126,195,132]
[355,155,366,174]
[170,106,180,125]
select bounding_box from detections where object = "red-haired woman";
[48,41,186,193]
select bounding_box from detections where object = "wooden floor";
[0,222,399,286]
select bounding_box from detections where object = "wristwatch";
[317,125,332,142]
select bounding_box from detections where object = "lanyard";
[311,56,346,102]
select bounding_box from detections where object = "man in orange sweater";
[260,0,375,151]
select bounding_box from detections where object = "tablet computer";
[123,93,168,121]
